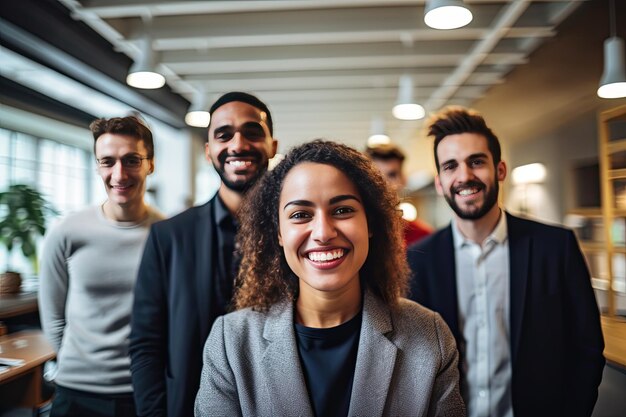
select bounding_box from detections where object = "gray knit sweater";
[38,205,164,394]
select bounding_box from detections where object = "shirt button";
[479,390,487,398]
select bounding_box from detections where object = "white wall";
[504,110,599,224]
[191,133,221,207]
[147,120,194,216]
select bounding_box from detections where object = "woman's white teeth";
[459,188,478,196]
[229,160,252,167]
[308,249,344,262]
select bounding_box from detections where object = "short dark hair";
[89,116,154,159]
[234,140,409,312]
[365,143,406,163]
[428,106,501,172]
[209,91,273,136]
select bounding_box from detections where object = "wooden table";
[0,290,39,320]
[0,330,55,409]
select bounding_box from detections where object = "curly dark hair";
[234,139,410,311]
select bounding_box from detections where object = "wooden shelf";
[607,139,626,155]
[608,169,626,180]
[580,242,626,254]
[568,207,603,217]
[580,242,606,252]
[599,105,626,318]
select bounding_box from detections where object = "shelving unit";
[598,105,626,318]
[567,207,619,296]
[597,105,626,368]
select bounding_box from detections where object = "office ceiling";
[56,0,585,151]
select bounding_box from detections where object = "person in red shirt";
[365,143,433,247]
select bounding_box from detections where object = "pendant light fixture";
[392,75,425,121]
[185,90,211,127]
[126,34,165,89]
[598,0,626,99]
[368,116,391,146]
[424,0,473,30]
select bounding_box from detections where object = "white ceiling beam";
[164,53,526,74]
[179,73,503,92]
[159,41,480,62]
[76,0,586,19]
[180,67,507,80]
[76,0,428,18]
[112,6,504,40]
[142,27,555,51]
[248,85,489,102]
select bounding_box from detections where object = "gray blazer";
[195,292,465,417]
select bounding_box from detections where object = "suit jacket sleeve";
[428,313,466,417]
[130,227,168,417]
[407,247,427,306]
[38,224,69,353]
[563,230,605,417]
[195,316,242,417]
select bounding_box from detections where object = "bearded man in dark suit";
[407,106,604,417]
[129,92,277,417]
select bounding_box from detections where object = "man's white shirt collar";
[452,209,509,250]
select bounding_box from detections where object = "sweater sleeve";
[38,222,70,353]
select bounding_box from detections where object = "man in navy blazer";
[129,92,277,417]
[407,106,604,417]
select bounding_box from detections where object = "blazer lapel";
[507,213,530,363]
[195,200,215,339]
[348,293,398,417]
[261,301,314,417]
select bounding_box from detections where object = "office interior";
[1,0,625,415]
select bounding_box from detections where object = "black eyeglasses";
[96,155,150,169]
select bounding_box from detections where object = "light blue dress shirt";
[452,210,513,417]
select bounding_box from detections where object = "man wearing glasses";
[39,116,164,417]
[129,92,278,417]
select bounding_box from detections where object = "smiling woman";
[194,140,466,417]
[234,140,406,313]
[278,162,371,327]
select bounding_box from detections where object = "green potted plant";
[0,184,57,294]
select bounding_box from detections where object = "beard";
[213,150,268,193]
[444,179,499,220]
